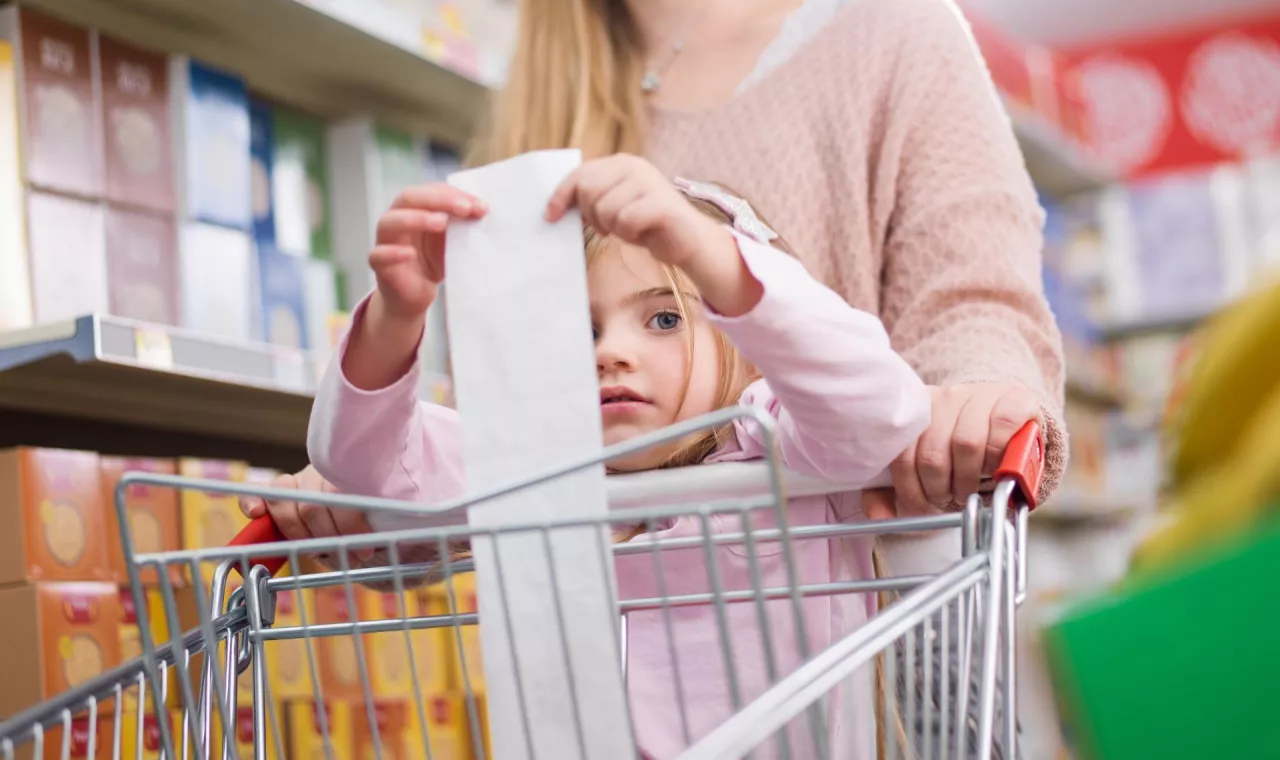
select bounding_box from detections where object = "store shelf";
[1102,305,1219,340]
[1034,494,1141,525]
[26,0,490,147]
[0,315,318,449]
[1006,102,1112,198]
[1066,374,1126,408]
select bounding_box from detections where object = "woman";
[245,0,1063,753]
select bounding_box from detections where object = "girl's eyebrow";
[623,287,702,306]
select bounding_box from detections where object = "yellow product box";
[311,586,364,699]
[177,459,249,585]
[285,700,353,760]
[118,710,185,760]
[434,573,483,693]
[408,584,452,696]
[264,583,315,700]
[357,588,419,698]
[353,698,475,760]
[426,693,475,760]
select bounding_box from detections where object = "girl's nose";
[596,330,636,373]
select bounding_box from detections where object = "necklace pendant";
[641,71,660,93]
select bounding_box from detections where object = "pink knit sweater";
[645,0,1068,499]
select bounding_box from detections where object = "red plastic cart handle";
[227,516,289,578]
[995,420,1044,510]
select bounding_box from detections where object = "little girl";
[307,153,931,759]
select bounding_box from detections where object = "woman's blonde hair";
[468,0,645,165]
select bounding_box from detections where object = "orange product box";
[14,715,112,760]
[311,586,365,699]
[352,699,460,760]
[0,447,109,584]
[177,459,249,583]
[117,709,187,760]
[284,699,353,760]
[425,694,475,760]
[0,582,121,718]
[101,457,181,586]
[264,583,315,700]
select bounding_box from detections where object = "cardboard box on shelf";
[257,241,309,349]
[0,582,121,718]
[117,709,178,760]
[25,189,108,325]
[304,257,341,377]
[101,457,181,586]
[104,206,179,326]
[176,459,248,584]
[178,222,253,342]
[264,582,315,700]
[0,40,32,332]
[99,34,171,213]
[310,586,365,700]
[353,698,475,760]
[17,715,112,760]
[0,447,109,584]
[357,589,420,699]
[434,573,483,694]
[249,97,276,246]
[272,108,331,259]
[284,699,353,760]
[169,56,250,230]
[0,5,102,198]
[408,583,453,697]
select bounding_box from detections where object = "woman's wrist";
[341,292,426,391]
[678,222,764,318]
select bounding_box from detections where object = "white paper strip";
[445,149,634,760]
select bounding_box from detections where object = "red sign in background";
[963,5,1280,180]
[1058,16,1280,178]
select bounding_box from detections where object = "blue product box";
[249,98,276,245]
[174,57,251,229]
[257,242,308,349]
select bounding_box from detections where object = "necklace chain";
[641,40,685,94]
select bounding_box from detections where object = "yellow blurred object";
[1165,275,1280,490]
[1134,274,1280,573]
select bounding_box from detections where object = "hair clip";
[674,177,779,244]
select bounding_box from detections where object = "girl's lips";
[599,385,650,405]
[600,400,650,417]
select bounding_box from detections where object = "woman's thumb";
[861,488,897,521]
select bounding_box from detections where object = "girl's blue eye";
[591,326,600,342]
[648,311,682,331]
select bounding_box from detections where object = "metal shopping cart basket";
[0,408,1042,760]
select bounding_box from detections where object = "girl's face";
[589,241,721,471]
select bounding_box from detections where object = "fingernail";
[455,199,472,214]
[358,548,375,562]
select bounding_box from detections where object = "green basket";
[1044,514,1280,760]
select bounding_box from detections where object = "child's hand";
[545,154,720,269]
[371,184,487,320]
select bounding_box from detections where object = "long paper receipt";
[445,149,634,760]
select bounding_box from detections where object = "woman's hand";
[862,383,1042,519]
[546,154,762,316]
[371,184,487,320]
[239,466,377,563]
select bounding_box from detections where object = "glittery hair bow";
[674,177,779,244]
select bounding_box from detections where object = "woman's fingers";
[914,388,964,508]
[951,386,1001,500]
[888,439,931,516]
[984,388,1042,475]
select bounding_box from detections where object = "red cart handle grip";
[995,420,1043,510]
[228,516,289,578]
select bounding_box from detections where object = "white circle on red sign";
[1072,54,1173,173]
[1182,32,1280,157]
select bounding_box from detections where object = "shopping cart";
[0,408,1041,760]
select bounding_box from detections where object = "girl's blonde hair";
[467,0,644,166]
[585,191,777,471]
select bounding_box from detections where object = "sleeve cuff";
[328,292,425,399]
[703,227,817,328]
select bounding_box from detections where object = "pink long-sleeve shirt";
[308,233,931,759]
